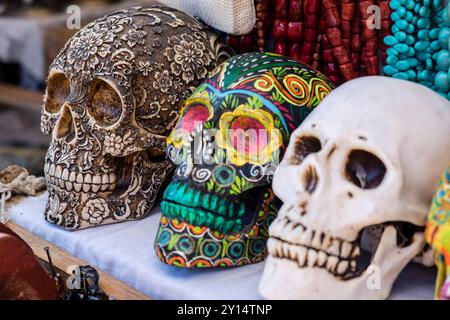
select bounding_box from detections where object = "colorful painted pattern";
[155,52,334,267]
[425,166,450,299]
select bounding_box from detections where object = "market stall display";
[154,52,334,268]
[40,6,232,230]
[259,76,450,299]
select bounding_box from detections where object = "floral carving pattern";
[165,34,213,83]
[82,198,110,224]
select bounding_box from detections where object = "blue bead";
[384,65,400,75]
[392,12,401,21]
[392,25,401,33]
[395,31,407,42]
[407,47,416,56]
[417,51,431,60]
[406,11,414,21]
[406,0,415,10]
[390,0,401,10]
[417,18,430,28]
[393,72,410,80]
[395,19,408,30]
[430,28,440,39]
[438,28,450,48]
[406,35,415,45]
[406,24,415,34]
[407,69,417,80]
[426,58,434,69]
[433,0,442,9]
[435,71,450,92]
[418,70,433,80]
[421,80,434,87]
[423,0,431,7]
[384,35,398,46]
[387,48,399,56]
[436,50,450,71]
[387,56,399,64]
[430,40,441,51]
[397,7,407,18]
[419,7,430,17]
[406,58,419,67]
[395,60,410,70]
[415,41,430,51]
[394,43,409,53]
[417,30,429,40]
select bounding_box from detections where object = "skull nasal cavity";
[54,105,75,142]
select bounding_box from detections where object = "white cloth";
[9,192,436,300]
[157,0,256,35]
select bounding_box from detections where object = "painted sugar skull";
[259,76,450,300]
[40,6,231,230]
[154,52,334,267]
[426,167,450,300]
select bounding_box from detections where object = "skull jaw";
[259,226,425,299]
[154,183,279,268]
[43,152,170,230]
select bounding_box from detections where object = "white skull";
[259,76,450,300]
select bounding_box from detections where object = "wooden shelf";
[0,83,43,113]
[6,221,151,300]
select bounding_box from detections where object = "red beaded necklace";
[225,0,392,86]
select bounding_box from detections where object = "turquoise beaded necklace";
[384,0,450,99]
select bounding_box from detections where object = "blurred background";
[0,0,159,176]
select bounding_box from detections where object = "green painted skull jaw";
[154,52,334,268]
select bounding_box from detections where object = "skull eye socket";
[178,103,212,133]
[289,136,322,164]
[87,79,123,127]
[44,72,70,113]
[345,150,386,189]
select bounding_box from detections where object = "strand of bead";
[383,0,450,99]
[378,0,392,64]
[360,0,379,74]
[321,13,342,84]
[300,0,321,65]
[323,0,358,80]
[341,0,356,52]
[313,32,323,70]
[351,8,363,72]
[288,0,303,59]
[273,0,289,55]
[256,0,273,52]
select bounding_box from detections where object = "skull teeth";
[268,216,360,277]
[45,163,116,193]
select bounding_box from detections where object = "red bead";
[305,0,321,14]
[321,0,337,10]
[304,28,318,43]
[325,8,341,27]
[339,63,357,80]
[328,75,341,85]
[305,14,319,28]
[274,41,287,55]
[332,45,350,65]
[365,56,379,75]
[299,54,313,65]
[324,62,339,75]
[275,0,289,18]
[288,43,301,60]
[379,1,391,20]
[341,3,356,20]
[301,41,315,54]
[327,27,342,47]
[273,19,288,40]
[289,0,302,20]
[227,36,240,50]
[322,48,333,61]
[288,22,303,42]
[341,20,352,36]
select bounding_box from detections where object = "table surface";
[9,192,437,300]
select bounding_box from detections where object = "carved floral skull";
[259,76,450,299]
[40,6,231,230]
[154,52,334,267]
